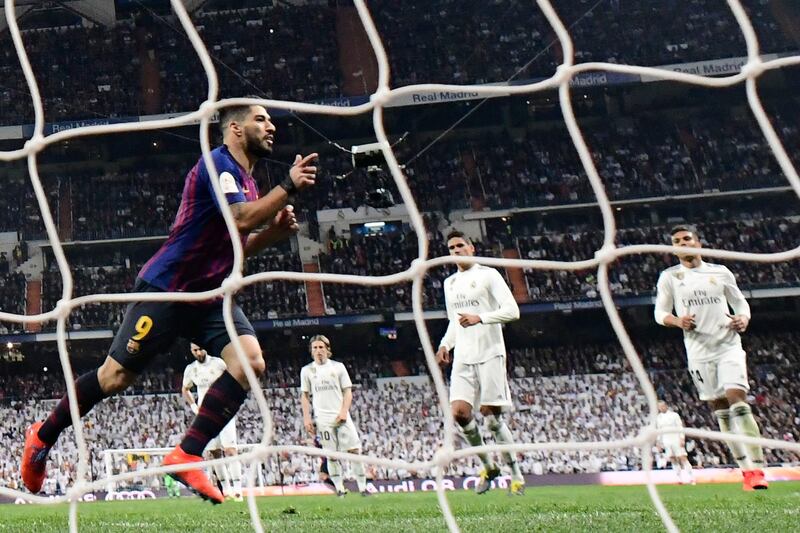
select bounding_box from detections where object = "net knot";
[637,423,659,446]
[221,274,243,294]
[66,481,89,502]
[23,134,46,155]
[55,299,73,320]
[593,244,618,264]
[370,87,392,107]
[198,100,218,118]
[432,445,454,467]
[409,258,428,278]
[553,64,573,86]
[740,60,765,79]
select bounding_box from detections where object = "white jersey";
[655,410,684,444]
[300,359,353,426]
[654,261,750,363]
[439,264,520,365]
[183,356,228,404]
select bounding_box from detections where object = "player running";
[655,400,695,485]
[435,231,524,496]
[182,343,243,500]
[21,102,318,503]
[654,225,768,491]
[300,335,369,497]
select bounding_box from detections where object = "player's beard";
[245,130,273,158]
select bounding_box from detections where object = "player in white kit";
[182,343,243,500]
[300,335,368,496]
[655,226,767,491]
[655,401,695,485]
[435,231,524,496]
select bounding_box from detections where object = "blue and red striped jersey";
[139,145,259,292]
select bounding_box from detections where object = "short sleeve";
[202,153,247,210]
[339,364,353,389]
[182,366,194,389]
[300,367,311,393]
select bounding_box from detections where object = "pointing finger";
[300,153,319,165]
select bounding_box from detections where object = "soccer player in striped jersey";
[21,102,318,503]
[655,225,768,491]
[655,400,695,485]
[435,231,524,496]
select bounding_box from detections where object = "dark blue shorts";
[108,278,256,373]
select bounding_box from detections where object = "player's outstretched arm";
[231,153,318,233]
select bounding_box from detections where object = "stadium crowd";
[1,329,798,491]
[22,205,799,329]
[0,1,794,125]
[0,332,800,487]
[2,106,791,245]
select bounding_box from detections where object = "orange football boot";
[163,445,224,504]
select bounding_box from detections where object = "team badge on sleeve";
[219,171,239,194]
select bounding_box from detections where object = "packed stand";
[372,0,794,87]
[319,222,502,314]
[0,2,340,126]
[2,329,798,491]
[300,108,800,216]
[39,242,306,330]
[71,169,184,240]
[516,214,800,302]
[0,1,795,126]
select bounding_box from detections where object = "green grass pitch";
[2,482,798,532]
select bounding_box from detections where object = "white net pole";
[0,0,797,532]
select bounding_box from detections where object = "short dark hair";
[219,95,263,134]
[446,230,472,244]
[670,225,700,238]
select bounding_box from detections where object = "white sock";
[485,414,522,481]
[715,409,749,470]
[683,459,694,480]
[212,463,230,492]
[351,459,367,492]
[461,419,492,468]
[328,459,345,492]
[228,459,242,491]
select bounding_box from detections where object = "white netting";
[1,0,800,531]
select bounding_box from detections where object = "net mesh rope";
[1,0,799,531]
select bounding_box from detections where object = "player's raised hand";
[726,313,749,333]
[435,345,451,366]
[289,153,318,191]
[458,313,482,328]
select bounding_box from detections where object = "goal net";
[1,0,799,532]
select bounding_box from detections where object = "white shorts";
[450,355,512,409]
[688,349,749,401]
[207,417,237,451]
[663,441,687,459]
[318,419,361,452]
